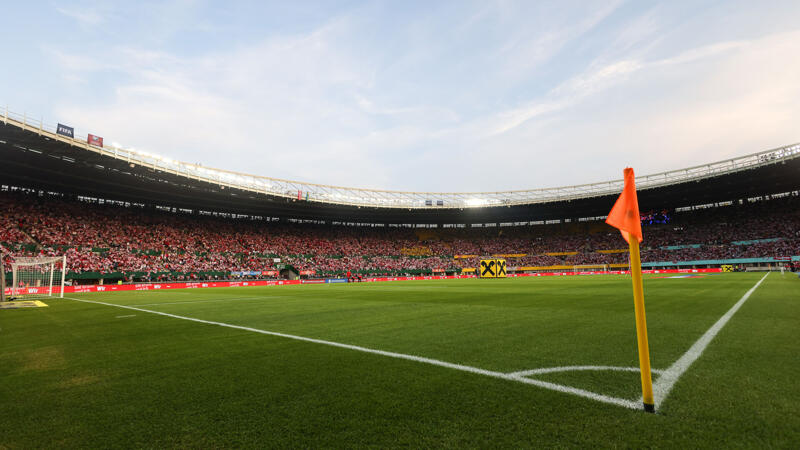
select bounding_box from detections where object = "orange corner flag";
[606,167,643,243]
[607,167,655,413]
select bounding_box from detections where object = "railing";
[3,105,799,209]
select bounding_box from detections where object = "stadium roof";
[2,108,799,224]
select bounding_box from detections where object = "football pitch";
[2,272,798,447]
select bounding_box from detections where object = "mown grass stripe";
[64,296,640,410]
[651,272,769,409]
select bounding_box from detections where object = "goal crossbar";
[573,264,609,273]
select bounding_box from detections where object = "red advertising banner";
[4,268,722,297]
[5,279,301,296]
[88,134,104,147]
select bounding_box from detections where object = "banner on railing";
[88,134,103,147]
[57,123,74,138]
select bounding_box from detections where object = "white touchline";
[649,272,770,409]
[63,296,639,410]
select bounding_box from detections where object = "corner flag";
[606,168,655,413]
[606,168,643,244]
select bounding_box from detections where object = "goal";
[6,256,67,301]
[572,264,609,273]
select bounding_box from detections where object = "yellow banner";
[516,265,573,271]
[514,264,629,271]
[401,247,432,256]
[479,259,497,278]
[454,255,478,259]
[597,249,628,254]
[496,259,507,278]
[478,259,507,278]
[461,267,476,273]
[544,251,578,256]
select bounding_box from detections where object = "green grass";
[1,272,798,447]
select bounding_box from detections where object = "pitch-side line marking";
[649,272,769,409]
[63,296,639,410]
[509,365,665,378]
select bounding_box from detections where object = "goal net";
[573,264,609,273]
[8,256,66,300]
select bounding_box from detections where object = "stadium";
[2,105,799,446]
[4,3,800,447]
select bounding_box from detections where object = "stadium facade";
[2,107,799,225]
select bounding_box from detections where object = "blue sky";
[2,1,799,191]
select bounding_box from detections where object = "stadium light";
[466,198,487,207]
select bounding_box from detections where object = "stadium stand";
[2,190,797,282]
[1,112,799,283]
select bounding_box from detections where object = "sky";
[2,0,799,192]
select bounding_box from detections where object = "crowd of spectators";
[1,190,798,280]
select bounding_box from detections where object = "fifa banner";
[57,123,74,138]
[88,133,104,147]
[479,258,507,278]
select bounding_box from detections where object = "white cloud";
[468,30,800,189]
[56,6,104,25]
[43,5,800,193]
[490,1,625,84]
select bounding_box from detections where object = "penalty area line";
[651,272,770,409]
[63,295,639,410]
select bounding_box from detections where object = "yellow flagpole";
[628,237,655,412]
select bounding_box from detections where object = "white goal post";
[8,256,67,300]
[572,264,609,273]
